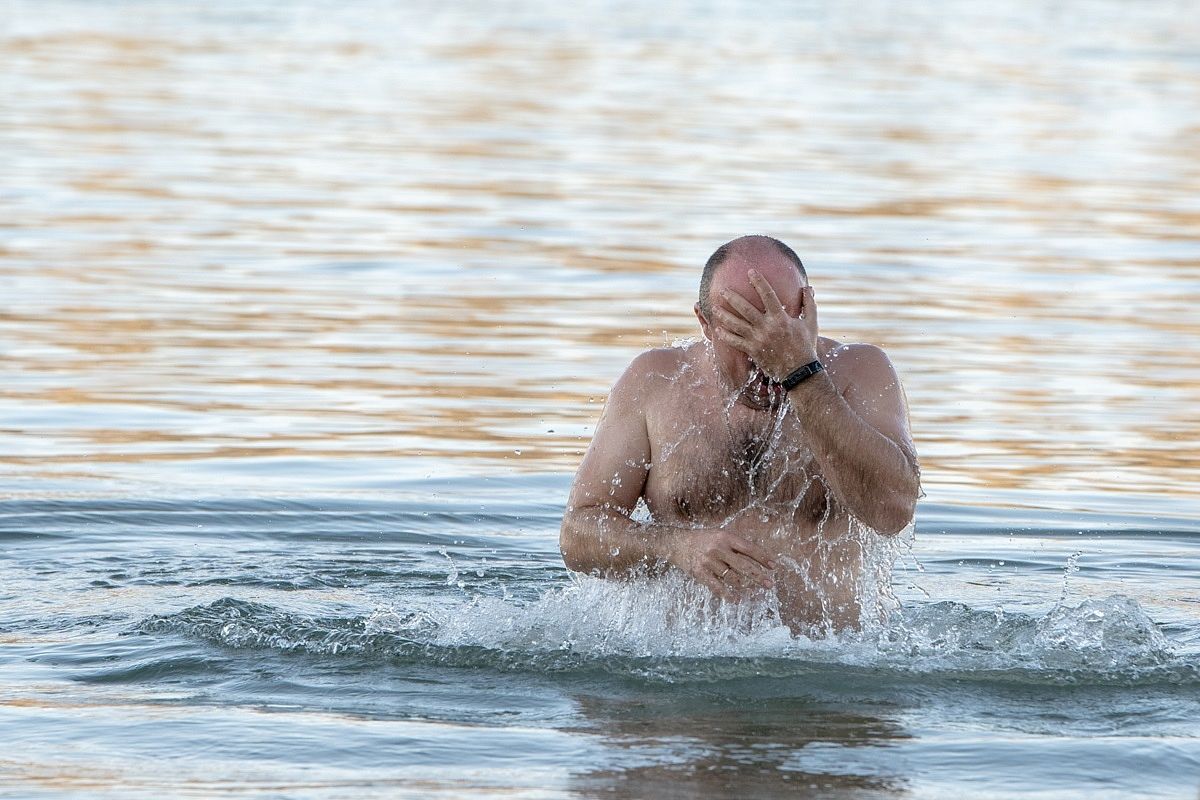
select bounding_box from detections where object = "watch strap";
[781,359,824,390]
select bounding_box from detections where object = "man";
[558,235,920,635]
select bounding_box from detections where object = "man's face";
[695,260,806,410]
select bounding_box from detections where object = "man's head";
[697,235,807,320]
[694,235,811,408]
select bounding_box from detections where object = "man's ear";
[693,302,712,341]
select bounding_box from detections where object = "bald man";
[558,235,920,634]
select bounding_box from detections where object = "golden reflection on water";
[568,692,909,797]
[2,2,1199,503]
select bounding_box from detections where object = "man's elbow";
[870,486,918,535]
[869,461,920,535]
[870,500,915,536]
[558,513,589,573]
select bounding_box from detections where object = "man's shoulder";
[628,343,694,374]
[609,343,698,401]
[822,341,901,392]
[824,340,891,367]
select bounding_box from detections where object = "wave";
[136,575,1198,687]
[5,495,1195,545]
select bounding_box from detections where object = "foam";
[140,575,1193,687]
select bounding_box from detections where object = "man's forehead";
[711,256,805,311]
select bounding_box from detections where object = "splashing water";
[139,573,1191,686]
[133,346,1191,688]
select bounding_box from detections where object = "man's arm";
[714,274,919,534]
[559,353,666,575]
[560,351,776,600]
[788,343,919,534]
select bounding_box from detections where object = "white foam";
[365,570,1178,679]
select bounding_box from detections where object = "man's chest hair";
[647,409,827,525]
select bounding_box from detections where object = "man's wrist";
[781,359,824,391]
[784,364,835,412]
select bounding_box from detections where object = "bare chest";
[643,403,831,529]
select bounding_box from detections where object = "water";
[3,0,1200,796]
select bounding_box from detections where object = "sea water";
[3,0,1200,796]
[3,486,1198,797]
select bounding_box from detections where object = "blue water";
[3,477,1199,797]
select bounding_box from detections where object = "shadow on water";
[565,689,909,799]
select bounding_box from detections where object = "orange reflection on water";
[2,6,1198,503]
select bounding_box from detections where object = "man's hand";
[667,528,776,602]
[713,270,819,381]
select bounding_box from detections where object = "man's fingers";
[702,555,752,595]
[748,270,785,315]
[701,553,727,575]
[719,551,774,589]
[720,289,761,322]
[713,308,752,336]
[714,326,751,353]
[708,558,750,592]
[728,535,777,570]
[692,532,778,601]
[699,571,737,602]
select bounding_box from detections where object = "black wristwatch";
[781,359,824,391]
